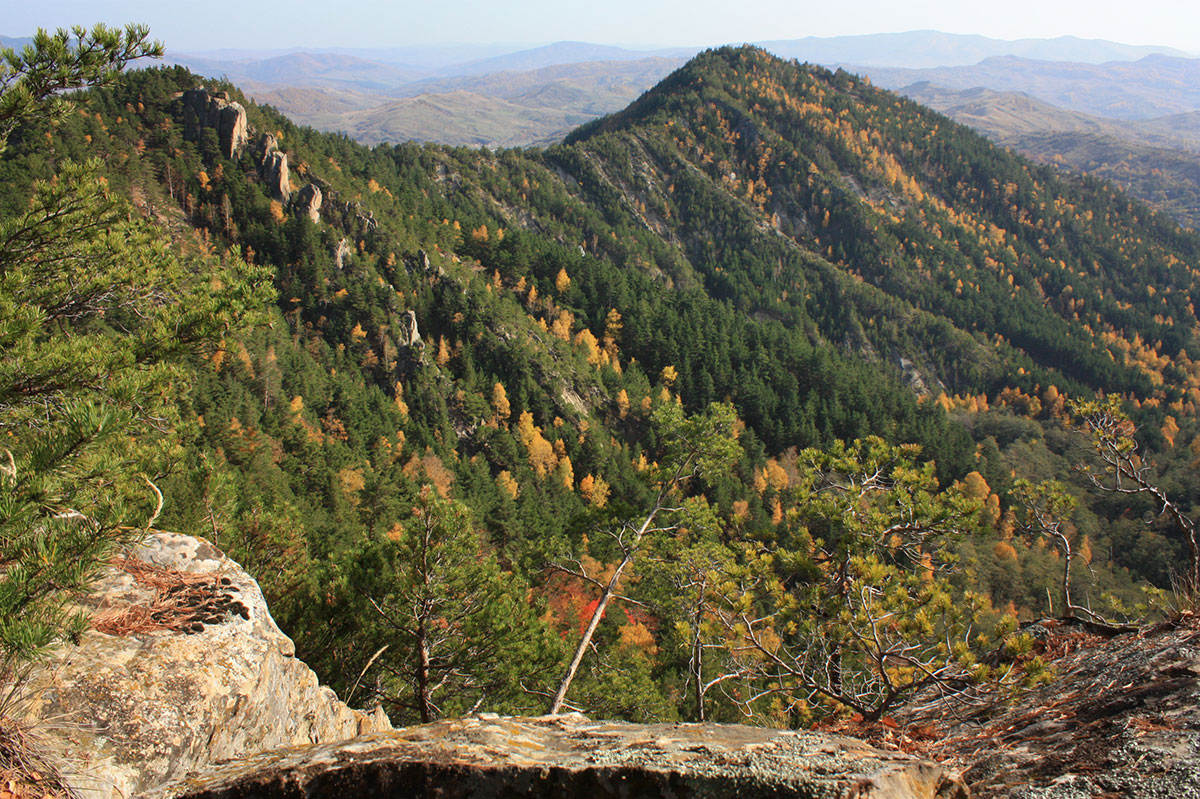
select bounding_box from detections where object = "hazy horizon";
[7,1,1199,55]
[158,32,1195,61]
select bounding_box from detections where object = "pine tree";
[713,438,990,721]
[0,27,266,683]
[0,24,163,153]
[351,486,560,722]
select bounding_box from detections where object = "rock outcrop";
[21,533,389,799]
[334,237,351,270]
[170,714,967,799]
[260,149,290,201]
[181,89,248,159]
[296,183,322,222]
[398,309,422,348]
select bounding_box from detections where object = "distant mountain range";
[175,52,426,92]
[384,56,685,100]
[180,43,525,70]
[860,55,1200,120]
[164,42,688,92]
[161,31,1195,82]
[900,83,1200,151]
[250,58,685,148]
[762,30,1193,68]
[442,42,693,76]
[18,28,1200,223]
[152,32,1199,153]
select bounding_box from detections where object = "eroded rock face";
[260,150,290,201]
[21,533,389,799]
[296,183,321,223]
[181,89,248,159]
[169,714,966,799]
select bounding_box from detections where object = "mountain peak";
[564,45,832,143]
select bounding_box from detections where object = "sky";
[4,0,1199,54]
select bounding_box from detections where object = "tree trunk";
[693,616,705,722]
[1190,531,1200,599]
[548,502,665,714]
[1059,534,1075,617]
[830,552,851,696]
[416,620,433,723]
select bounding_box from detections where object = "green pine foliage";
[0,25,268,683]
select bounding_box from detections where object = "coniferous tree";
[0,26,267,684]
[349,486,562,723]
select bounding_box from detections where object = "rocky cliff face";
[169,714,967,799]
[181,89,249,159]
[256,134,291,201]
[21,533,389,799]
[180,94,329,212]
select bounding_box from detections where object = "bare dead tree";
[546,493,686,715]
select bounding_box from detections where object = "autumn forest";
[4,31,1200,729]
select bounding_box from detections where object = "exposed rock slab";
[895,616,1200,798]
[170,714,966,799]
[21,533,389,799]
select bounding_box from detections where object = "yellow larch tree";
[492,382,511,421]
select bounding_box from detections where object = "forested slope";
[5,45,1199,727]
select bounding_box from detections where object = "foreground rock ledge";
[22,533,389,799]
[170,714,967,799]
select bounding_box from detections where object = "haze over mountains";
[122,31,1196,164]
[156,30,1195,80]
[326,58,686,147]
[898,84,1200,149]
[5,29,1200,225]
[865,55,1200,120]
[761,30,1194,68]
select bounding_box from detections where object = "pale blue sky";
[4,0,1198,53]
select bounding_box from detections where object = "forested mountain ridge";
[5,43,1200,731]
[430,47,1200,588]
[527,47,1200,415]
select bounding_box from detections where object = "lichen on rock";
[19,533,389,799]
